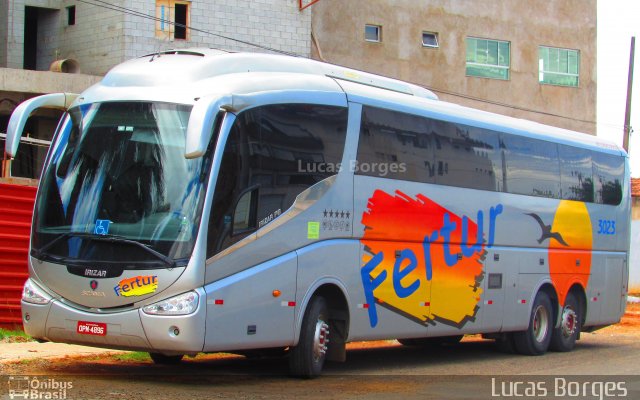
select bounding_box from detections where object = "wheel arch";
[295,279,351,362]
[566,282,588,326]
[535,281,560,329]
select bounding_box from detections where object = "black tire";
[494,333,516,354]
[149,353,184,365]
[398,335,463,347]
[289,296,330,378]
[513,291,553,355]
[549,291,581,352]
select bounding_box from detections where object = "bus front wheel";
[513,291,552,356]
[289,296,330,378]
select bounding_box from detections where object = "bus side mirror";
[5,93,78,157]
[185,94,233,159]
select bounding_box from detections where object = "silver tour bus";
[7,49,629,377]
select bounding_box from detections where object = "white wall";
[630,220,640,291]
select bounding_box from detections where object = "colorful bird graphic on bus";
[359,190,503,328]
[528,200,593,306]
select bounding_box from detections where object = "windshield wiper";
[32,232,176,268]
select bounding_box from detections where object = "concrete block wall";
[2,0,311,76]
[2,0,65,70]
[55,1,126,75]
[4,0,26,69]
[1,0,128,74]
[36,8,61,71]
[0,1,8,67]
[122,0,311,65]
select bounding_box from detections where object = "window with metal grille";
[466,37,510,80]
[422,32,438,48]
[539,46,580,87]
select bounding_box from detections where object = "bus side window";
[433,121,503,192]
[593,152,624,205]
[559,145,593,202]
[357,106,434,182]
[206,104,348,258]
[502,135,561,198]
[232,187,258,234]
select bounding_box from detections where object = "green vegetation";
[0,328,33,343]
[112,352,151,362]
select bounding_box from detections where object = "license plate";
[76,321,107,336]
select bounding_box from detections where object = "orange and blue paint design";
[531,200,592,306]
[360,190,503,328]
[360,189,595,329]
[114,275,158,297]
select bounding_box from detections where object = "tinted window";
[32,102,209,263]
[593,152,624,205]
[357,107,624,206]
[207,104,348,257]
[503,135,560,198]
[358,106,434,182]
[434,122,503,191]
[559,145,593,202]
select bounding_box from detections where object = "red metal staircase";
[0,183,36,329]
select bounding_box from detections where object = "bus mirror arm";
[5,93,78,158]
[185,94,233,159]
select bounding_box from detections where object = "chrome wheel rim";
[312,319,329,362]
[532,305,549,343]
[560,306,578,338]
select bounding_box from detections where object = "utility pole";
[623,36,635,153]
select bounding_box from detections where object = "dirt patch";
[618,303,640,328]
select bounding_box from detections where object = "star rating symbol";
[323,210,352,220]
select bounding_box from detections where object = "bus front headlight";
[22,279,51,305]
[142,291,199,316]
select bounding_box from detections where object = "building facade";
[1,0,311,76]
[310,0,597,134]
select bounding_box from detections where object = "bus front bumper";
[20,289,207,355]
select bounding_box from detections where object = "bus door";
[480,250,517,332]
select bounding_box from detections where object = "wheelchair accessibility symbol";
[94,219,112,235]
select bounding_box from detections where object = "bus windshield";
[32,102,210,267]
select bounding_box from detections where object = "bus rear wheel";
[513,291,552,355]
[149,353,184,365]
[289,296,330,378]
[549,291,581,352]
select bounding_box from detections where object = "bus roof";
[99,48,437,100]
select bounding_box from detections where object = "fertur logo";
[360,190,503,328]
[113,276,158,297]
